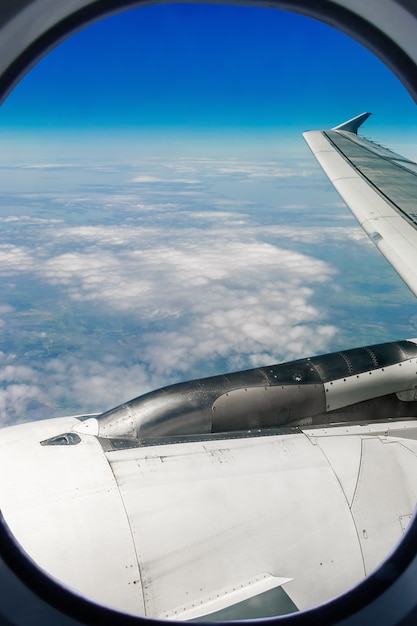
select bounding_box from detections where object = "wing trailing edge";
[303,114,417,297]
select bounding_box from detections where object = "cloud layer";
[0,155,413,424]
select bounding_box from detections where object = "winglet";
[332,112,371,134]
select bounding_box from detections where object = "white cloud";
[0,228,339,423]
[30,235,337,387]
[21,163,78,169]
[130,175,200,184]
[0,155,375,425]
[216,165,312,179]
[43,357,152,410]
[0,385,46,420]
[0,245,35,274]
[256,225,369,245]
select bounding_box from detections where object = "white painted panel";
[305,142,359,183]
[0,417,143,615]
[351,437,417,574]
[400,514,413,533]
[314,436,362,506]
[164,573,292,620]
[108,432,364,617]
[324,359,417,411]
[302,130,334,154]
[333,177,404,222]
[303,420,417,439]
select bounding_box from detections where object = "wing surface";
[303,113,417,296]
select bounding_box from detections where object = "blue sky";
[0,4,416,424]
[0,4,416,158]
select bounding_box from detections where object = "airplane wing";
[303,113,417,296]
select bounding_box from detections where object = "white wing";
[303,113,417,296]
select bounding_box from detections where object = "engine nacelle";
[73,339,417,442]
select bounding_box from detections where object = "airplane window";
[0,2,416,622]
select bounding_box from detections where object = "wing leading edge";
[303,113,417,296]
